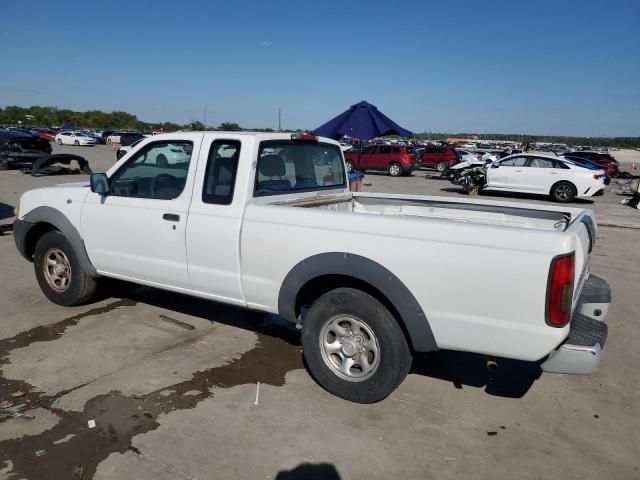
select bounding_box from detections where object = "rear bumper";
[541,274,610,374]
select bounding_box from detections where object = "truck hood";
[18,182,91,220]
[45,181,90,189]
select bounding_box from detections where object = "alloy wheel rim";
[319,315,380,382]
[390,165,400,175]
[43,248,72,292]
[557,185,572,200]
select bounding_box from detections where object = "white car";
[456,149,478,163]
[481,152,498,163]
[115,138,144,160]
[485,154,606,202]
[13,132,610,403]
[55,131,97,146]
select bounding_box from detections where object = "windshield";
[255,140,346,196]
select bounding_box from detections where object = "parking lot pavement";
[0,144,639,479]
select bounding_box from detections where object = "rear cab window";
[254,140,346,196]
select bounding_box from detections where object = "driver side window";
[110,141,193,199]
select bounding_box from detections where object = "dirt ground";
[0,144,638,479]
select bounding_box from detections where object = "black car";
[101,130,116,141]
[0,130,52,170]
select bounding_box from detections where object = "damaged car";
[0,130,92,176]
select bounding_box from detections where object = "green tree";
[218,122,242,131]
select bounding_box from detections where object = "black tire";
[116,150,125,160]
[435,161,448,172]
[74,140,80,146]
[387,162,403,177]
[33,231,98,306]
[56,138,62,145]
[345,160,354,174]
[107,138,112,144]
[301,288,412,403]
[550,181,577,203]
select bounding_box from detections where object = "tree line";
[0,106,285,134]
[1,105,638,148]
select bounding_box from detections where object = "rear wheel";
[551,181,576,203]
[435,161,448,172]
[387,162,403,177]
[33,231,98,306]
[301,288,412,403]
[74,140,80,146]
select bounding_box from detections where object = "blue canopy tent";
[312,101,412,141]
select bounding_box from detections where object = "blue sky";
[1,0,638,136]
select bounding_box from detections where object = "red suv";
[564,151,619,177]
[418,146,460,172]
[344,145,421,177]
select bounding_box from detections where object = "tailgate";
[565,210,596,306]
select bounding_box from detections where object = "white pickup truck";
[13,132,610,403]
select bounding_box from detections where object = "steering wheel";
[151,173,178,196]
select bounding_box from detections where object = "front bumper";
[541,274,610,374]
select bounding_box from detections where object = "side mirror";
[90,173,110,194]
[491,161,500,168]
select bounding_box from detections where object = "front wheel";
[551,181,576,203]
[33,231,98,306]
[74,140,80,146]
[301,288,412,403]
[56,138,62,145]
[387,162,403,177]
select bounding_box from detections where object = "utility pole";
[278,108,281,131]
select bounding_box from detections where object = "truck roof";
[150,131,341,146]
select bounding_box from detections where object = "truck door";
[81,138,199,289]
[185,138,245,304]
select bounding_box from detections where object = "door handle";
[514,170,523,172]
[549,172,558,174]
[162,213,180,222]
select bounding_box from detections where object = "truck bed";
[276,192,584,232]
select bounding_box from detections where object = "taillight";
[291,132,318,141]
[546,253,575,327]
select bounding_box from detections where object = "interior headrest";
[259,154,286,177]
